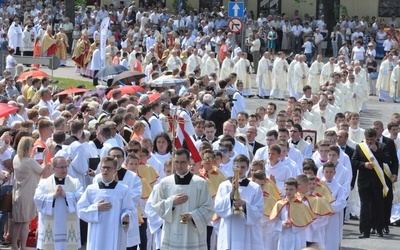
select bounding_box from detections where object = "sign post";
[228,2,244,18]
[228,18,243,33]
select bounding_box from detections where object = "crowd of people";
[0,1,399,250]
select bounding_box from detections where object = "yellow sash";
[359,142,389,196]
[42,176,80,249]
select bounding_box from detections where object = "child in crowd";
[265,145,292,191]
[321,162,347,250]
[270,178,315,250]
[252,170,279,250]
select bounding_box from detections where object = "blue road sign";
[228,2,244,18]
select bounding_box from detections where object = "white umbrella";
[150,75,186,88]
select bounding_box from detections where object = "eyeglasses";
[290,130,299,133]
[203,157,214,162]
[101,166,115,171]
[127,148,140,153]
[328,98,333,101]
[54,166,68,169]
[219,149,229,154]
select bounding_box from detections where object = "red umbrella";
[106,85,144,99]
[17,69,50,82]
[0,103,19,118]
[148,93,161,104]
[55,87,89,96]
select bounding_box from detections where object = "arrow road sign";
[228,2,244,18]
[228,18,243,33]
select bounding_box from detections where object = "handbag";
[0,191,12,212]
[370,71,378,80]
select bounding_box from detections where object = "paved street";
[0,60,398,249]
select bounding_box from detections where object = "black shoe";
[350,214,359,220]
[379,99,385,102]
[383,226,390,234]
[257,94,262,99]
[264,96,270,99]
[370,229,376,234]
[359,233,370,239]
[377,230,383,237]
[248,95,255,98]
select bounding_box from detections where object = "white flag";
[100,17,110,68]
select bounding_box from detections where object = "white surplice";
[257,57,272,96]
[233,58,252,96]
[145,183,164,250]
[93,170,142,247]
[214,180,264,250]
[307,61,324,92]
[77,181,136,250]
[265,161,293,192]
[151,174,214,250]
[272,205,308,250]
[321,178,347,250]
[34,175,83,250]
[272,57,289,99]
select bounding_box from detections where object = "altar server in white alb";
[214,154,264,250]
[77,156,136,250]
[34,156,83,250]
[152,148,214,250]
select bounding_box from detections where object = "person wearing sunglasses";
[218,140,235,178]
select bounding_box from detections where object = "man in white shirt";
[249,33,261,73]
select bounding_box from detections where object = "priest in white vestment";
[77,157,136,250]
[186,49,202,74]
[354,65,369,110]
[220,51,234,80]
[152,149,214,250]
[307,55,324,93]
[390,60,400,102]
[344,75,363,113]
[166,50,182,71]
[256,52,273,98]
[287,55,299,98]
[233,52,252,96]
[320,57,337,85]
[272,52,289,100]
[376,54,395,101]
[214,154,264,250]
[34,157,83,250]
[293,55,309,100]
[204,52,220,78]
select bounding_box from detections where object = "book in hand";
[89,157,101,171]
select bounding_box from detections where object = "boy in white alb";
[265,145,293,192]
[215,154,264,249]
[317,146,351,197]
[270,178,316,250]
[321,162,347,250]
